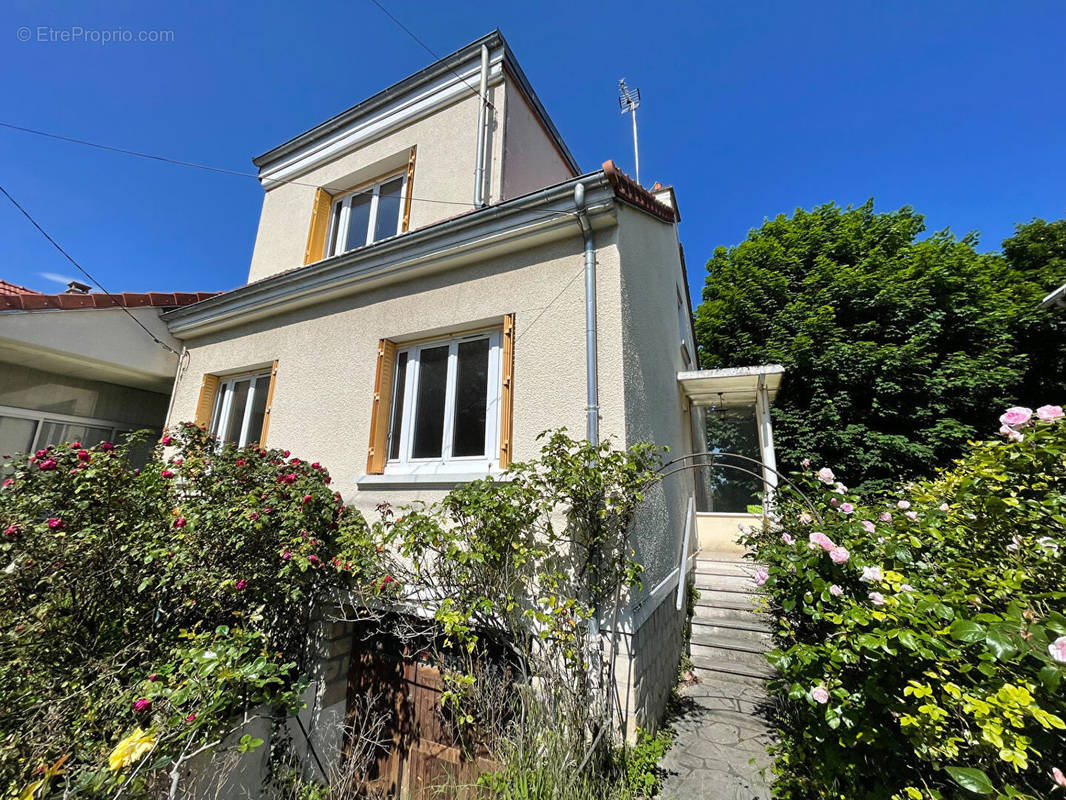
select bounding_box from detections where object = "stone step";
[692,601,766,624]
[691,652,773,681]
[694,558,762,576]
[693,588,766,610]
[691,624,773,650]
[691,612,770,634]
[694,572,759,593]
[689,633,771,663]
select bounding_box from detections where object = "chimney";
[66,280,91,294]
[651,184,681,223]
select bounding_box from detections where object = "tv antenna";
[618,79,642,185]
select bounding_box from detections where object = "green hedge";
[744,406,1066,800]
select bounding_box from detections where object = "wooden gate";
[345,646,496,799]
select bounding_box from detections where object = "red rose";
[76,449,90,462]
[161,469,175,479]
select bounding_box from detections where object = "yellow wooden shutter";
[367,339,397,474]
[255,360,280,448]
[194,374,220,429]
[401,147,416,233]
[303,188,334,265]
[498,314,516,468]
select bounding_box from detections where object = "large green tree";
[695,201,1066,493]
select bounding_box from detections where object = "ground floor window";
[208,371,271,448]
[0,404,153,464]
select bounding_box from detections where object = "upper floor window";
[209,371,271,448]
[678,289,693,367]
[327,174,407,257]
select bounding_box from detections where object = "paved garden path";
[656,676,773,799]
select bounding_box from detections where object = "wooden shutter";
[304,188,334,265]
[401,147,416,233]
[367,339,397,474]
[255,360,280,448]
[194,374,220,429]
[498,314,516,469]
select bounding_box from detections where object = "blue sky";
[1,0,1063,306]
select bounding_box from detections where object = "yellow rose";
[108,728,156,771]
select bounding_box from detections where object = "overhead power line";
[365,0,495,109]
[0,182,182,356]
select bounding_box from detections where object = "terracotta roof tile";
[0,290,217,312]
[601,161,676,223]
[0,280,42,297]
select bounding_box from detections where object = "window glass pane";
[700,409,763,513]
[372,177,404,242]
[222,380,251,445]
[0,416,37,460]
[345,192,373,251]
[388,352,409,460]
[411,345,449,459]
[245,376,269,446]
[37,422,111,449]
[452,338,489,457]
[328,200,343,256]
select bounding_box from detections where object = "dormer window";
[326,174,407,257]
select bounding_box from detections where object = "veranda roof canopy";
[677,364,784,408]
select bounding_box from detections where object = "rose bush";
[744,406,1066,800]
[0,424,381,798]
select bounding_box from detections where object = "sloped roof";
[0,279,41,296]
[1,291,217,311]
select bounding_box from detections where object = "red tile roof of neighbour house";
[602,160,676,223]
[0,280,41,296]
[0,290,218,311]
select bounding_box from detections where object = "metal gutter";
[163,171,615,338]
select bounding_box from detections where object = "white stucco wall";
[170,229,626,522]
[614,204,696,596]
[500,80,576,201]
[248,90,501,285]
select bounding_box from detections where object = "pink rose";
[797,512,813,525]
[860,565,883,583]
[878,512,892,523]
[801,458,810,468]
[900,584,915,592]
[38,459,57,471]
[235,579,247,591]
[248,511,259,521]
[1048,636,1066,665]
[809,532,836,552]
[70,441,81,449]
[3,524,18,538]
[904,510,918,521]
[829,584,843,597]
[186,713,197,722]
[938,503,949,512]
[861,520,875,533]
[173,517,186,528]
[829,546,850,564]
[1037,405,1064,422]
[897,500,910,510]
[308,555,320,565]
[236,458,246,466]
[753,566,769,586]
[817,467,835,484]
[76,450,90,462]
[132,698,152,713]
[302,494,313,504]
[781,533,795,545]
[99,442,114,452]
[160,469,174,479]
[868,591,885,606]
[148,674,159,682]
[1007,429,1025,443]
[1054,767,1066,788]
[161,435,173,446]
[839,503,854,514]
[829,497,840,507]
[281,550,293,560]
[283,450,291,457]
[811,686,829,704]
[2,478,13,488]
[1000,406,1033,427]
[47,518,63,530]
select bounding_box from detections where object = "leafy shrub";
[0,424,380,797]
[745,405,1066,800]
[622,727,673,797]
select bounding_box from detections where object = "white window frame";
[209,371,271,448]
[326,172,408,257]
[0,403,141,454]
[384,329,503,477]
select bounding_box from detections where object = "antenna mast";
[618,79,642,185]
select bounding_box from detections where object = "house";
[0,279,213,461]
[159,30,781,791]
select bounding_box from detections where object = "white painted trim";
[259,58,505,186]
[354,470,507,489]
[695,511,763,518]
[0,403,149,455]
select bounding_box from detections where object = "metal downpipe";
[574,182,599,446]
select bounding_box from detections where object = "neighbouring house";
[0,280,213,461]
[1043,282,1066,310]
[158,30,782,791]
